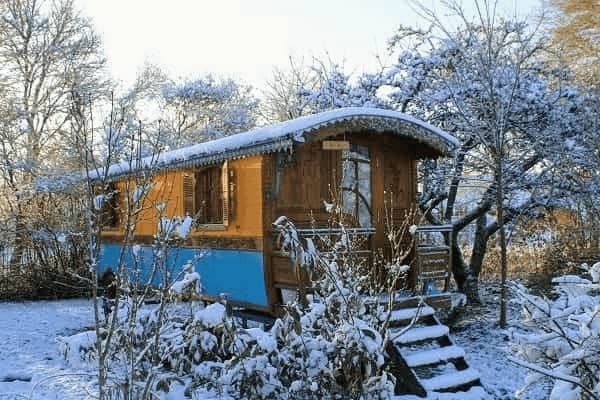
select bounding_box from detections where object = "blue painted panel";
[99,244,268,307]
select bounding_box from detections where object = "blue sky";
[77,0,543,89]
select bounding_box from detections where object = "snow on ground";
[0,299,95,399]
[448,283,551,400]
[0,283,551,399]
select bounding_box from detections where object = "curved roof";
[98,107,458,180]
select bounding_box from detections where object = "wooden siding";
[263,130,429,303]
[268,132,421,240]
[271,140,341,226]
[138,171,182,235]
[101,156,264,244]
[100,171,181,239]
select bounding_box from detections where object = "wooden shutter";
[222,161,230,227]
[100,183,120,229]
[182,173,195,216]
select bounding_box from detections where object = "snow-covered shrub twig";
[509,263,600,400]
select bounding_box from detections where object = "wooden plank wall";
[264,131,425,305]
[101,170,182,242]
[269,133,417,241]
[273,141,341,226]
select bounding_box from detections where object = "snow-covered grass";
[0,282,562,399]
[449,283,552,400]
[0,298,95,399]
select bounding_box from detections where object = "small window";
[183,161,231,227]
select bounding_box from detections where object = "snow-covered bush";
[170,214,395,399]
[64,203,411,399]
[58,255,204,398]
[181,291,394,399]
[509,263,600,400]
[170,261,202,301]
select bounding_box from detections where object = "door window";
[342,144,372,227]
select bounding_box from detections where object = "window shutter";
[100,184,120,229]
[222,161,230,227]
[182,173,195,216]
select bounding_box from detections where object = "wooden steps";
[421,368,481,392]
[391,293,452,310]
[404,345,465,368]
[383,305,435,324]
[392,325,450,344]
[384,300,484,397]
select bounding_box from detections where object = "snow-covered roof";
[94,107,458,181]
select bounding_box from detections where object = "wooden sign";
[322,140,350,150]
[417,247,450,275]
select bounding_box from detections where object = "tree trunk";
[462,275,481,305]
[470,213,488,278]
[450,240,468,291]
[462,214,491,304]
[450,246,482,304]
[496,167,508,328]
[450,214,491,304]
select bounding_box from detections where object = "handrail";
[274,225,455,235]
[416,224,453,233]
[272,226,376,235]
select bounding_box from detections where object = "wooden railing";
[271,226,376,256]
[270,226,375,293]
[270,224,454,300]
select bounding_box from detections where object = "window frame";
[341,144,373,227]
[183,161,231,230]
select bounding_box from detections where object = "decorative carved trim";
[188,236,263,251]
[100,235,263,251]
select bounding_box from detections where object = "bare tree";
[0,0,106,265]
[74,90,179,399]
[260,57,323,123]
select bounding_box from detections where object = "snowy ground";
[0,299,96,400]
[449,283,550,400]
[0,284,549,399]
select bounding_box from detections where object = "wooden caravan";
[97,107,458,313]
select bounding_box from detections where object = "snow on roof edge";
[92,107,459,181]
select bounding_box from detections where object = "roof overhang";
[91,107,458,181]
